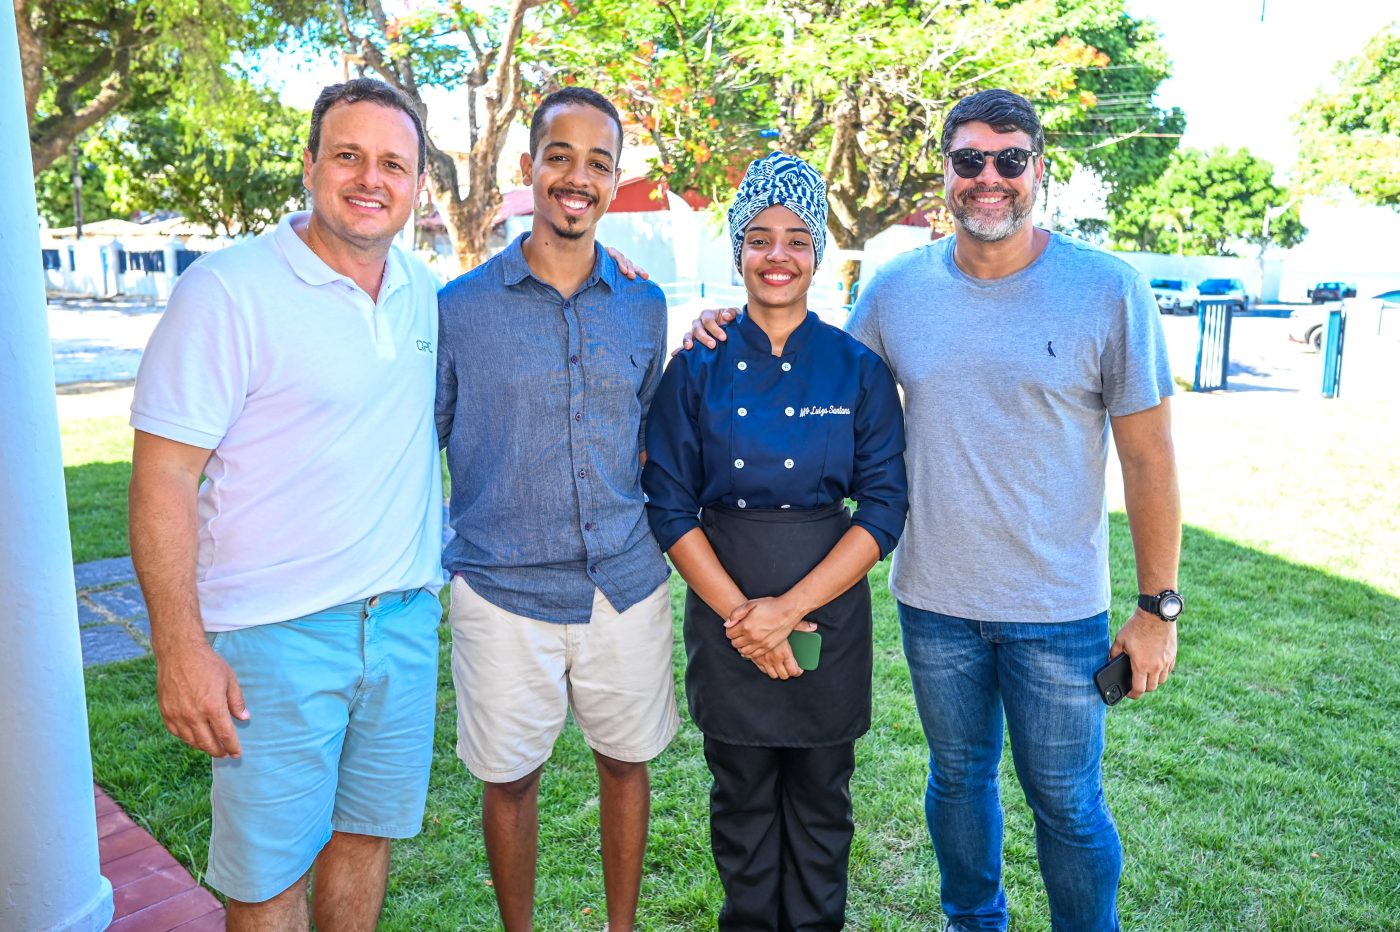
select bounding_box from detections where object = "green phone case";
[788,629,822,671]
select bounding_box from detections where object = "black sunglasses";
[947,147,1038,179]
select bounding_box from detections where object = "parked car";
[1150,278,1199,314]
[1306,281,1357,303]
[1288,305,1331,351]
[1287,290,1400,351]
[1197,278,1252,312]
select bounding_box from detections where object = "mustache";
[549,185,597,204]
[962,184,1017,199]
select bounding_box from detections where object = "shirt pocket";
[584,329,649,412]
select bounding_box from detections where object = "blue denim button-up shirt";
[436,234,670,623]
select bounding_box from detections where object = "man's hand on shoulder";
[1110,608,1177,701]
[604,246,649,281]
[154,636,250,758]
[674,307,740,357]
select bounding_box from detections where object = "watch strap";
[1138,589,1182,622]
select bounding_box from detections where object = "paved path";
[76,556,151,666]
[73,507,453,667]
[49,293,164,386]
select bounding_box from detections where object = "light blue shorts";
[203,587,441,904]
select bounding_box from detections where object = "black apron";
[685,502,872,748]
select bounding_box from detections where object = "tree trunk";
[826,223,869,300]
[14,0,43,122]
[345,0,541,275]
[837,258,860,297]
[438,183,497,275]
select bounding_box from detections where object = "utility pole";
[71,142,84,238]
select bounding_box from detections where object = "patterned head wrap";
[728,151,828,268]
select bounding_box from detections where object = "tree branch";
[30,52,134,174]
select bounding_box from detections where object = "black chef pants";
[704,737,857,932]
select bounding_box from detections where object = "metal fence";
[1192,300,1234,392]
[1321,308,1346,398]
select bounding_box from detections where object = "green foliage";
[34,145,117,228]
[35,82,307,234]
[547,0,1180,257]
[21,0,320,174]
[1034,0,1185,212]
[1295,24,1400,210]
[1106,147,1305,256]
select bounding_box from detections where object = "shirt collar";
[273,211,408,299]
[736,308,817,358]
[501,232,618,294]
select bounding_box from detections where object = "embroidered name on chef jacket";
[799,405,852,417]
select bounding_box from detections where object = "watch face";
[1160,594,1183,619]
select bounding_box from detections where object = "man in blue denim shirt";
[435,88,676,932]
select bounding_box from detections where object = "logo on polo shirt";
[416,340,433,353]
[799,405,851,417]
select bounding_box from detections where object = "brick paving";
[95,784,224,929]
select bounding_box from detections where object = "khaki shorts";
[448,575,679,782]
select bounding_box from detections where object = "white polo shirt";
[131,212,444,631]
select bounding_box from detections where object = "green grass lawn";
[62,415,133,563]
[70,400,1400,929]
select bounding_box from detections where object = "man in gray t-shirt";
[689,89,1181,931]
[853,90,1180,932]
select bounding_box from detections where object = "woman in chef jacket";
[643,152,908,931]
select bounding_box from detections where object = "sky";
[1124,0,1395,169]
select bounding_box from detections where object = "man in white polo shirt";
[129,78,443,929]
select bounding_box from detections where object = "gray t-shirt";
[847,232,1173,623]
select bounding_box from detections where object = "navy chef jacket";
[643,311,908,557]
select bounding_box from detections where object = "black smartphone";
[1094,653,1133,706]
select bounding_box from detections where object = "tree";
[313,0,550,271]
[548,0,1182,288]
[16,0,317,175]
[1106,147,1305,255]
[34,141,116,229]
[34,83,307,235]
[1295,25,1400,210]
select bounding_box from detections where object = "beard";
[548,218,587,241]
[547,185,594,241]
[950,178,1039,242]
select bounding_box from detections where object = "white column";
[0,10,114,932]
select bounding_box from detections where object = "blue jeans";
[897,604,1122,932]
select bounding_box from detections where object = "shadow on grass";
[86,518,1400,930]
